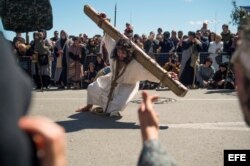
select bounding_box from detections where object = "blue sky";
[1,0,249,41]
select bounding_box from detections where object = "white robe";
[86,35,159,113]
[208,41,223,71]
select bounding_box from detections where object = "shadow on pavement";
[204,89,236,96]
[57,112,168,133]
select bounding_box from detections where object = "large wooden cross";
[84,5,188,97]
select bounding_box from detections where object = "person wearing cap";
[179,31,202,88]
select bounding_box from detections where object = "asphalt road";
[29,88,250,166]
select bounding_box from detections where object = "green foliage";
[230,0,250,26]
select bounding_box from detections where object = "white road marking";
[33,97,246,131]
[33,97,86,100]
[34,97,237,101]
[178,98,238,101]
[162,122,250,131]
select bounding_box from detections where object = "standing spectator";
[124,23,133,40]
[144,31,158,58]
[200,21,210,34]
[54,30,72,89]
[230,26,243,54]
[176,30,184,55]
[33,31,51,89]
[170,30,179,50]
[16,42,32,76]
[141,34,148,45]
[12,33,30,72]
[221,24,233,53]
[68,37,84,89]
[50,30,59,45]
[134,34,144,49]
[196,30,209,52]
[50,30,59,85]
[156,27,163,42]
[13,32,25,49]
[209,32,216,42]
[208,34,223,71]
[156,31,175,66]
[86,38,98,55]
[179,31,202,88]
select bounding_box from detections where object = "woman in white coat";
[208,34,224,71]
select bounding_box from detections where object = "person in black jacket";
[0,31,67,166]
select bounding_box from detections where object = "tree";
[230,0,250,26]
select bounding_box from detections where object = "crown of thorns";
[115,39,134,52]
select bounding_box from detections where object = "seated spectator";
[209,63,235,89]
[163,55,180,76]
[196,57,215,88]
[81,62,97,89]
[94,53,107,72]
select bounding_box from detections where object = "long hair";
[111,38,134,64]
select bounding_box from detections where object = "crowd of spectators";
[12,21,238,90]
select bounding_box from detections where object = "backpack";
[0,0,53,32]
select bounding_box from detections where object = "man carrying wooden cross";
[76,34,161,117]
[76,7,182,117]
